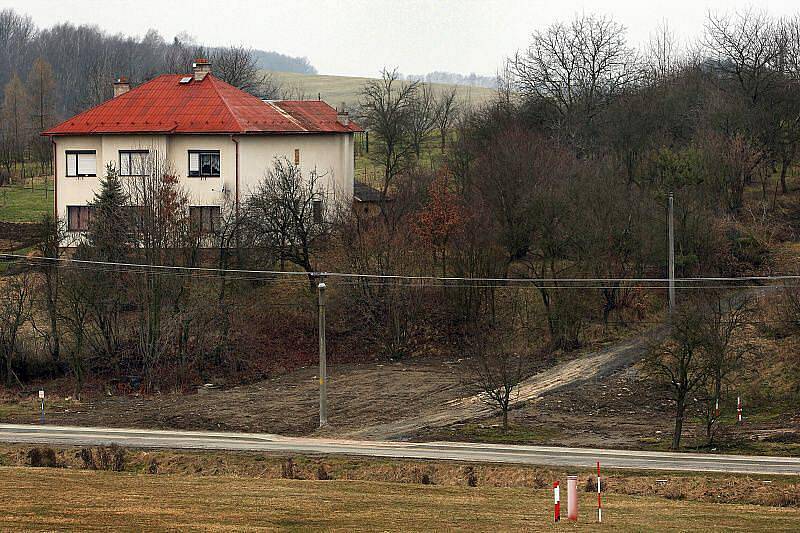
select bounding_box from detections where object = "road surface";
[1,423,798,475]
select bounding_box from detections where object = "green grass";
[0,466,798,531]
[270,71,498,109]
[0,179,53,223]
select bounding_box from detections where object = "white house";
[43,58,362,233]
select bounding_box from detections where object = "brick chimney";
[192,58,211,82]
[113,77,130,97]
[337,102,349,126]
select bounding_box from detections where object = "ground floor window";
[67,205,94,232]
[190,206,221,234]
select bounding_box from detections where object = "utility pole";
[668,192,676,313]
[317,279,328,427]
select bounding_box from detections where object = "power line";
[3,252,800,286]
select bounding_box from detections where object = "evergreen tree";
[81,162,130,261]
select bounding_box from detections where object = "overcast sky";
[3,0,799,77]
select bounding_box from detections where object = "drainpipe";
[51,138,57,219]
[231,135,240,217]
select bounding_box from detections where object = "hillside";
[269,71,498,108]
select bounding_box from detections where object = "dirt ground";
[0,356,470,436]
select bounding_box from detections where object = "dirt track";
[343,325,669,440]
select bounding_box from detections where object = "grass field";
[0,178,53,223]
[0,466,798,531]
[271,71,498,108]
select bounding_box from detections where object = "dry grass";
[0,465,799,531]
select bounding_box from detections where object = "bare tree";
[704,9,783,104]
[359,68,419,222]
[647,302,709,450]
[2,72,28,176]
[125,151,192,390]
[435,87,459,153]
[466,303,531,432]
[646,20,683,83]
[212,46,280,98]
[407,82,438,158]
[0,268,34,387]
[510,13,640,139]
[244,157,333,276]
[697,292,754,445]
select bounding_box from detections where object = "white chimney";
[113,77,130,97]
[337,102,349,126]
[192,58,211,82]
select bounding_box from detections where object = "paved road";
[1,424,798,475]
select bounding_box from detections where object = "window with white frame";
[66,150,97,177]
[188,150,220,177]
[119,150,149,176]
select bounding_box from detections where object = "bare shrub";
[281,457,295,479]
[78,447,95,469]
[464,466,478,487]
[148,457,159,475]
[27,447,58,468]
[316,463,329,481]
[110,444,125,472]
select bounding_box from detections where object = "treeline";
[403,71,497,89]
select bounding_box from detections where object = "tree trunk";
[502,407,509,431]
[780,154,791,195]
[672,395,685,450]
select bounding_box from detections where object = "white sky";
[3,0,799,77]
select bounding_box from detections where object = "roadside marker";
[567,475,578,521]
[597,462,602,523]
[737,396,742,423]
[553,481,560,522]
[38,390,45,424]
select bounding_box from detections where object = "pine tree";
[82,162,130,261]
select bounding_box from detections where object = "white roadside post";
[318,279,328,428]
[38,389,45,424]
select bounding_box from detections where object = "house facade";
[43,59,362,233]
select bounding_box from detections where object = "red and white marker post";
[737,396,742,423]
[597,462,602,523]
[553,481,560,522]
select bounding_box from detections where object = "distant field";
[1,466,799,531]
[270,71,498,108]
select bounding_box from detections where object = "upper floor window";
[294,148,300,166]
[67,205,95,232]
[66,150,96,177]
[188,150,220,177]
[120,150,149,176]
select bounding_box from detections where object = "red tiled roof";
[43,74,363,135]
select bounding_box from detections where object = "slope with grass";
[271,71,498,108]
